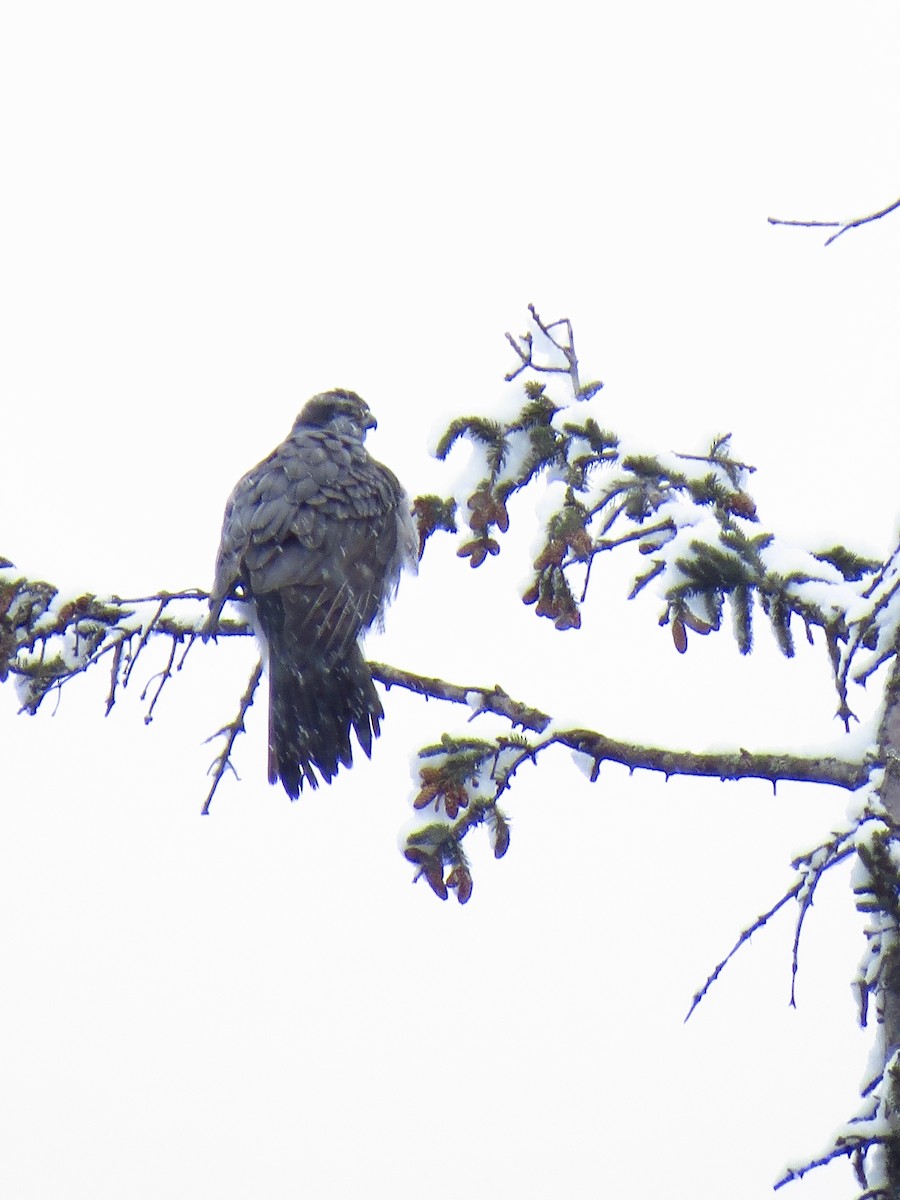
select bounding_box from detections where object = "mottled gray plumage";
[206,390,417,797]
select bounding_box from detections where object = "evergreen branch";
[861,531,900,601]
[402,715,873,905]
[841,568,900,692]
[677,443,756,478]
[2,570,875,801]
[854,643,898,688]
[576,520,675,565]
[372,661,871,790]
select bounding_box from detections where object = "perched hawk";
[206,390,417,797]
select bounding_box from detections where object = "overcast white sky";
[3,3,900,1197]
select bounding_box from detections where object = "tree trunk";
[873,641,900,1192]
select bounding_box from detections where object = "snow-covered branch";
[2,560,871,860]
[421,309,896,724]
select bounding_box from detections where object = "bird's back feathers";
[207,390,416,793]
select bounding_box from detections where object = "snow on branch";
[419,307,898,724]
[736,643,900,1198]
[686,810,884,1023]
[2,559,872,861]
[396,701,872,906]
[775,1125,893,1196]
[6,307,900,1196]
[503,303,604,401]
[0,567,211,716]
[0,562,257,813]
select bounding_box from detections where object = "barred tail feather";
[267,640,383,799]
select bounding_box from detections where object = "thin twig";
[109,588,209,605]
[774,1135,891,1190]
[529,304,582,394]
[141,637,179,725]
[122,598,167,688]
[202,659,263,815]
[141,631,198,724]
[577,520,675,566]
[105,637,125,715]
[677,448,756,476]
[370,662,552,733]
[503,306,602,399]
[685,883,802,1022]
[768,194,900,246]
[790,845,855,1006]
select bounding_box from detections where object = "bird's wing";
[208,426,412,651]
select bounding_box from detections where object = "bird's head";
[295,390,377,438]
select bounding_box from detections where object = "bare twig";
[141,631,197,724]
[14,628,133,716]
[370,662,552,732]
[202,659,263,815]
[677,444,757,476]
[504,305,603,399]
[768,194,900,246]
[789,845,856,1006]
[141,637,179,724]
[774,1135,891,1190]
[105,638,125,715]
[558,729,870,791]
[122,598,167,688]
[109,589,209,605]
[576,520,675,567]
[687,818,875,1022]
[685,883,803,1022]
